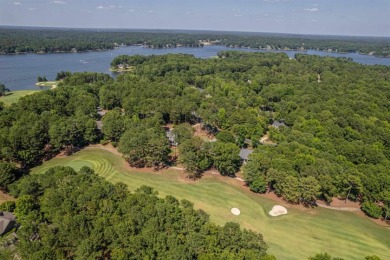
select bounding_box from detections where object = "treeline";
[0,166,271,259]
[0,72,109,171]
[0,28,202,54]
[0,51,389,221]
[217,34,390,57]
[1,27,390,57]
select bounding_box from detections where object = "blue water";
[0,45,389,91]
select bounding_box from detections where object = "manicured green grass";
[35,81,59,88]
[109,66,134,72]
[0,90,41,107]
[31,147,390,259]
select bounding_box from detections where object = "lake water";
[1,45,389,91]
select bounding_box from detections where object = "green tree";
[274,175,300,203]
[299,176,321,205]
[0,162,17,191]
[172,123,194,145]
[249,177,268,193]
[243,151,273,192]
[14,195,36,220]
[179,137,212,178]
[102,108,127,142]
[0,201,16,212]
[118,125,170,169]
[343,174,363,203]
[8,112,46,166]
[211,141,241,176]
[318,174,338,203]
[216,130,236,143]
[361,201,382,219]
[55,71,71,80]
[381,190,390,221]
[0,83,10,96]
[49,117,86,151]
[10,167,271,259]
[37,76,47,82]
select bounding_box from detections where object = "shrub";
[361,201,382,219]
[250,177,268,193]
[0,201,16,212]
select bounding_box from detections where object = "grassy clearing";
[31,147,390,259]
[109,66,134,72]
[0,90,41,107]
[35,81,59,88]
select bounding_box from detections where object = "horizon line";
[1,24,389,39]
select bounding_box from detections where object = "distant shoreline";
[1,44,389,59]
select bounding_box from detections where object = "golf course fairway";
[31,146,390,259]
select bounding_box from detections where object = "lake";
[1,45,390,91]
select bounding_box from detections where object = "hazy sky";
[1,0,389,36]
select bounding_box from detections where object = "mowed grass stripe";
[31,148,390,260]
[0,90,41,107]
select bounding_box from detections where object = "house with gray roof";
[0,211,16,235]
[96,121,103,130]
[271,120,287,128]
[239,148,253,162]
[165,129,178,146]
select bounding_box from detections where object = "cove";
[1,45,389,91]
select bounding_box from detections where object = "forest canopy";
[1,27,390,57]
[3,166,271,259]
[0,51,389,221]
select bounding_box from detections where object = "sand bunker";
[269,205,287,216]
[231,208,241,216]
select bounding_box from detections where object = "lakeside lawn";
[0,90,41,107]
[35,81,59,88]
[109,67,134,72]
[31,147,390,259]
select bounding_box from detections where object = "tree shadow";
[3,92,14,97]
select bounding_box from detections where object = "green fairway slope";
[31,147,390,259]
[0,90,41,107]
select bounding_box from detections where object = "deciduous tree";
[179,137,212,178]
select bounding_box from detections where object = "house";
[96,107,107,130]
[96,121,103,130]
[239,148,253,162]
[0,211,16,235]
[97,107,107,117]
[165,129,178,146]
[271,120,287,128]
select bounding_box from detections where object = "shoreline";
[35,81,59,89]
[1,44,389,59]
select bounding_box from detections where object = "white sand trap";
[269,205,287,216]
[231,208,241,216]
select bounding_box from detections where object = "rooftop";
[0,211,16,235]
[271,120,287,128]
[239,148,253,160]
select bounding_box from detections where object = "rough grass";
[0,90,41,107]
[31,147,390,259]
[0,191,15,204]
